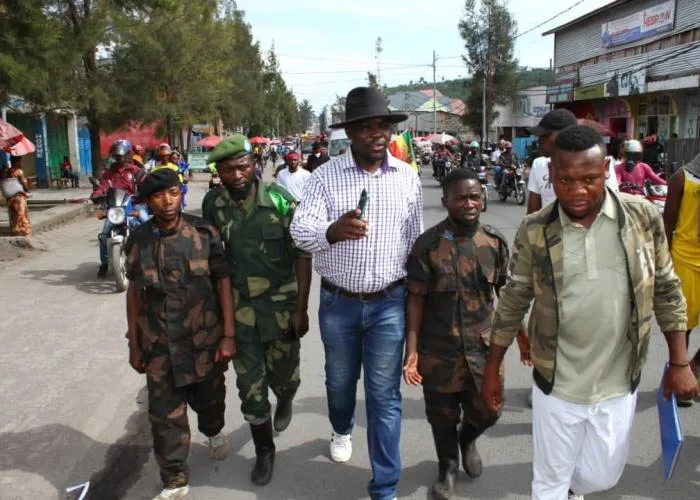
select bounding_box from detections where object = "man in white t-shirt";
[276,151,311,201]
[527,109,618,215]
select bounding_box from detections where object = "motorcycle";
[475,165,489,212]
[497,162,526,205]
[90,177,140,292]
[620,181,667,213]
[209,172,222,190]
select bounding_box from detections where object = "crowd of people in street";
[109,84,700,500]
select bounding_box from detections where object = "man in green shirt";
[202,135,312,487]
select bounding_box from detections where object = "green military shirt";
[407,218,509,392]
[124,214,231,387]
[202,181,307,342]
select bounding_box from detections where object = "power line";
[516,0,586,40]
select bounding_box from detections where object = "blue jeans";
[319,283,405,500]
[493,165,503,187]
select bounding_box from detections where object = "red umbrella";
[196,135,222,148]
[577,119,615,137]
[0,118,35,155]
[249,136,270,145]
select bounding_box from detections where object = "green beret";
[207,134,254,163]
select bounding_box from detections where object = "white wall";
[493,86,549,130]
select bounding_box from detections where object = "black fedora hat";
[329,87,408,129]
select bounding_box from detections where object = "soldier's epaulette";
[482,224,509,249]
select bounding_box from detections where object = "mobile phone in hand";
[357,189,369,220]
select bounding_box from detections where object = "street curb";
[0,203,92,236]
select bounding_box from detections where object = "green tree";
[458,0,519,141]
[298,99,314,133]
[330,95,346,124]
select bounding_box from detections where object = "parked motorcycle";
[89,177,140,292]
[497,163,526,205]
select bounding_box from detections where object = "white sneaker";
[330,432,352,463]
[153,485,190,500]
[208,432,230,460]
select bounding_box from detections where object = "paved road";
[0,171,698,500]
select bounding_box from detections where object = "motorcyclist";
[91,140,145,278]
[151,144,183,180]
[433,144,453,178]
[616,139,666,196]
[462,140,482,169]
[132,145,145,169]
[493,141,517,190]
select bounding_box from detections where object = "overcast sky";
[235,0,613,114]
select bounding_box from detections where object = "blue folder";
[657,364,684,480]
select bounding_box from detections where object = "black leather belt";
[321,279,405,302]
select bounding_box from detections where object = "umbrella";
[196,135,222,148]
[427,132,457,145]
[249,136,270,145]
[6,136,36,156]
[0,119,35,156]
[577,119,615,137]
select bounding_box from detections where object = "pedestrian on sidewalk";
[403,168,511,500]
[124,169,236,500]
[0,155,32,237]
[664,151,700,405]
[202,134,312,487]
[482,125,698,500]
[290,86,423,500]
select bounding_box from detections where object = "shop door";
[46,116,70,181]
[78,128,93,175]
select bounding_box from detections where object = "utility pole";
[482,70,487,147]
[432,50,437,134]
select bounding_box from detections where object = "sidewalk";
[0,185,93,236]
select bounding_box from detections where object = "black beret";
[139,168,181,199]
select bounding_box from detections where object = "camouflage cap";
[208,134,253,163]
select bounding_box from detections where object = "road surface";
[0,171,698,500]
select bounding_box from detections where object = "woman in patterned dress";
[1,155,32,236]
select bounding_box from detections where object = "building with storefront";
[543,0,700,140]
[2,96,93,187]
[493,86,550,139]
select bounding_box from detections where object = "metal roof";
[541,0,634,36]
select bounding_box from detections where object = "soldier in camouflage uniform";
[125,169,236,500]
[404,168,509,500]
[202,134,312,486]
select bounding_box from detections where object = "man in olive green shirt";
[202,135,312,487]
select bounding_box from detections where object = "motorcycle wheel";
[482,186,488,212]
[516,184,526,205]
[498,187,508,202]
[112,244,128,292]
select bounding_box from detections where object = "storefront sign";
[574,85,604,101]
[647,74,700,92]
[187,151,209,172]
[546,80,574,104]
[604,69,647,97]
[601,0,676,48]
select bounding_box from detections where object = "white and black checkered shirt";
[290,151,424,293]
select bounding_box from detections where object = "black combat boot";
[430,425,459,500]
[459,421,483,478]
[273,397,293,432]
[250,419,276,486]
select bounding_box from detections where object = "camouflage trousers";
[423,366,500,444]
[147,371,226,488]
[232,338,300,424]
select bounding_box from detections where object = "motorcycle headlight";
[515,168,524,176]
[107,207,126,225]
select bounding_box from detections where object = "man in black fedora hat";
[291,87,424,500]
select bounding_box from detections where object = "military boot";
[430,425,459,500]
[250,420,276,486]
[273,397,293,432]
[459,429,483,478]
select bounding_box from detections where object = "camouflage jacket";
[407,219,509,392]
[202,182,309,343]
[492,190,687,394]
[125,214,232,387]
